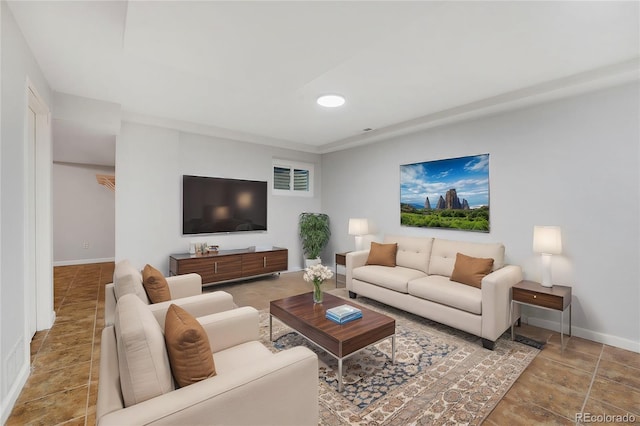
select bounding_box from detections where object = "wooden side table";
[335,252,350,287]
[510,280,572,349]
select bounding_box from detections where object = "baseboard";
[524,315,640,353]
[53,257,115,266]
[0,361,30,424]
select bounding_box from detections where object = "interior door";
[27,105,37,338]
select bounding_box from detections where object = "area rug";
[260,290,539,425]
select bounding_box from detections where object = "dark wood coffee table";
[270,292,395,391]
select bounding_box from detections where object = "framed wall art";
[400,154,490,232]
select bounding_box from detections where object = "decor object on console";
[303,263,334,303]
[533,225,562,287]
[299,212,331,267]
[105,259,236,327]
[97,294,318,425]
[346,234,523,349]
[400,154,490,232]
[348,217,369,251]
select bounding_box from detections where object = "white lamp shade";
[533,226,562,255]
[348,218,369,236]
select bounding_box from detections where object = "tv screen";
[182,175,267,235]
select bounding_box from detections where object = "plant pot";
[304,258,321,268]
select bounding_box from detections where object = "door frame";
[24,78,54,338]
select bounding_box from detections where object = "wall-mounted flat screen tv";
[182,175,267,235]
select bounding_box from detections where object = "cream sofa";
[105,260,236,326]
[97,294,319,425]
[346,235,522,349]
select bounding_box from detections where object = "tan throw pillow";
[164,304,216,388]
[450,252,494,288]
[142,264,172,304]
[366,242,398,267]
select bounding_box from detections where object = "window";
[273,159,314,197]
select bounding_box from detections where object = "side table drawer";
[513,288,564,310]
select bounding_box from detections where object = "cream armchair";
[97,294,319,426]
[105,259,235,326]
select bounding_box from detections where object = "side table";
[510,280,572,350]
[335,252,350,287]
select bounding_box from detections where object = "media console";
[169,246,288,286]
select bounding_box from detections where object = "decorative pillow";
[366,242,398,267]
[164,304,216,388]
[142,264,172,303]
[449,252,494,288]
[114,294,174,407]
[113,260,150,304]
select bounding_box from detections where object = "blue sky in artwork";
[400,154,489,209]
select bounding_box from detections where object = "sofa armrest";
[149,291,236,330]
[97,346,318,426]
[198,306,260,353]
[105,283,117,327]
[346,250,370,291]
[96,326,125,421]
[481,264,523,341]
[166,273,202,299]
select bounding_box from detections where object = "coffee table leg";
[392,335,396,364]
[269,315,273,341]
[338,358,343,392]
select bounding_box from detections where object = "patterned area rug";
[260,290,539,425]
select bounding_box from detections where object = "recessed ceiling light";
[317,94,345,108]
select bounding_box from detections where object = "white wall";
[0,0,53,421]
[322,82,639,352]
[53,162,115,265]
[116,122,322,274]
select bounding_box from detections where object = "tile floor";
[6,262,640,425]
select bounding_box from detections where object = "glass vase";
[313,281,323,304]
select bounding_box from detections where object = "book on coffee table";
[325,304,363,324]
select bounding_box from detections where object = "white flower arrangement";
[303,263,334,284]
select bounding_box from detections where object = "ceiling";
[8,1,640,159]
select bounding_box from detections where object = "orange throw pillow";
[450,252,494,288]
[142,264,172,303]
[164,304,216,387]
[366,242,398,267]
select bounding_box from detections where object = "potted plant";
[299,213,331,267]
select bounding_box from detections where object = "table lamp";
[533,226,562,287]
[348,218,369,251]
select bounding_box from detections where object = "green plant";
[299,213,331,259]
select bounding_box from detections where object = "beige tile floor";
[7,263,640,425]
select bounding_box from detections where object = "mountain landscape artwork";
[400,154,490,232]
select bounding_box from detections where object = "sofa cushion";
[142,264,172,303]
[114,294,174,407]
[449,253,494,289]
[408,275,482,315]
[366,242,398,267]
[384,235,433,274]
[353,265,426,293]
[165,304,216,387]
[113,260,150,304]
[429,239,504,277]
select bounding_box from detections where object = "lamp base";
[540,254,553,287]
